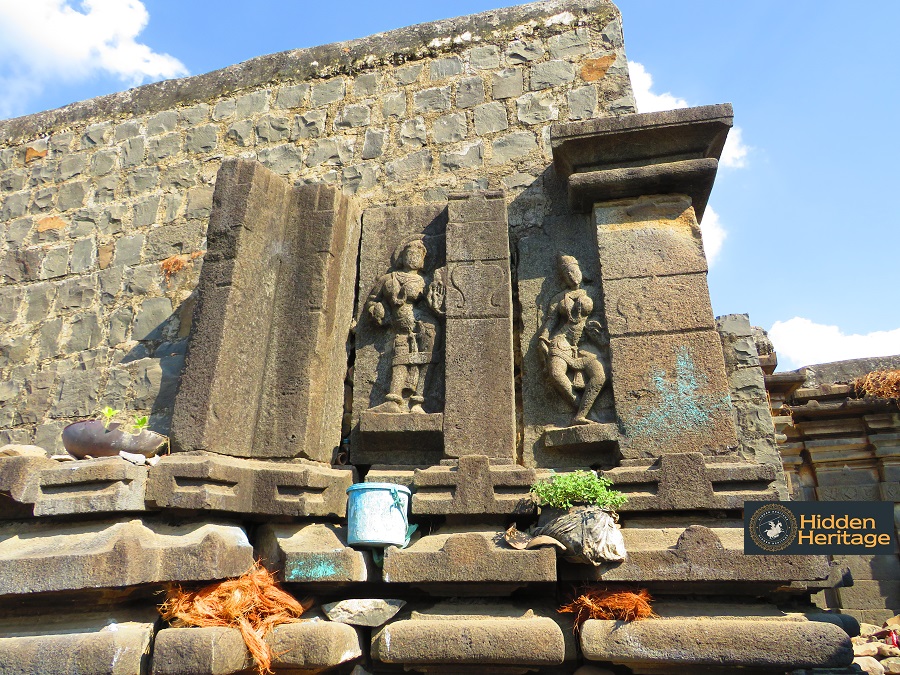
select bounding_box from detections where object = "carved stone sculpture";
[538,254,609,426]
[365,237,445,414]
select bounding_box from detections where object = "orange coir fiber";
[158,561,313,674]
[559,588,656,629]
[854,369,900,400]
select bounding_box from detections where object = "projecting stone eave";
[0,0,624,144]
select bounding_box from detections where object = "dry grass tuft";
[854,369,900,400]
[559,588,656,629]
[158,561,313,674]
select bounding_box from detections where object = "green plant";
[100,406,120,429]
[531,470,627,511]
[96,407,152,436]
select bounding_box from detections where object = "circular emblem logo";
[749,503,797,552]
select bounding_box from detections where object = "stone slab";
[515,221,617,469]
[607,330,738,458]
[373,611,566,667]
[0,518,253,595]
[568,158,718,217]
[382,531,555,584]
[551,104,733,219]
[26,457,147,516]
[146,452,353,517]
[593,194,707,280]
[172,158,361,462]
[541,423,620,454]
[604,452,777,511]
[257,522,374,583]
[0,611,154,675]
[412,455,535,515]
[351,204,448,465]
[836,580,900,610]
[581,617,853,669]
[151,626,249,675]
[444,192,516,461]
[565,524,832,584]
[603,272,715,337]
[0,455,59,517]
[357,412,444,465]
[152,621,363,674]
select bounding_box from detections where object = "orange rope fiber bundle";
[158,561,313,674]
[854,369,900,400]
[559,588,656,628]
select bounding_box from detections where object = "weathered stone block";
[474,101,509,135]
[29,457,148,516]
[152,622,363,675]
[257,522,374,583]
[604,452,776,511]
[439,142,483,171]
[594,194,707,279]
[373,609,567,667]
[0,518,253,595]
[443,192,515,460]
[433,112,467,144]
[568,524,831,584]
[492,68,524,99]
[310,78,345,107]
[413,86,451,112]
[491,131,537,164]
[171,159,360,462]
[609,330,738,457]
[531,60,576,90]
[351,204,447,464]
[412,455,535,515]
[457,76,486,110]
[837,580,900,609]
[603,273,715,336]
[152,626,250,675]
[516,92,559,124]
[581,617,852,669]
[146,452,353,517]
[0,612,155,675]
[383,531,555,585]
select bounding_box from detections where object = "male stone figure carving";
[365,237,445,413]
[538,254,609,425]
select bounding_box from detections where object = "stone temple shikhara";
[0,0,896,673]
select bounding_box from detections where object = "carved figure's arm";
[538,294,563,359]
[585,319,609,349]
[365,276,389,326]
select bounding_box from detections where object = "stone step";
[0,518,253,596]
[151,619,363,675]
[257,522,374,584]
[0,609,156,675]
[372,601,575,671]
[581,615,853,670]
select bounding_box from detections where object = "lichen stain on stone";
[630,346,729,440]
[285,555,341,581]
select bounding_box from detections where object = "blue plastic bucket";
[346,482,411,547]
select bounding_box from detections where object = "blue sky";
[1,0,897,369]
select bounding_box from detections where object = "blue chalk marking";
[285,555,340,581]
[630,346,730,440]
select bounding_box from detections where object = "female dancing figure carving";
[538,254,609,426]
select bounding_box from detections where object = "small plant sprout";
[100,406,120,429]
[530,470,627,511]
[132,416,150,434]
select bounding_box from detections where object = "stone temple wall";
[0,2,868,674]
[0,0,633,452]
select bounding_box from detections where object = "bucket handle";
[389,487,405,511]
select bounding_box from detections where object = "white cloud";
[720,125,749,169]
[627,61,688,113]
[699,205,726,266]
[769,317,900,370]
[0,0,187,118]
